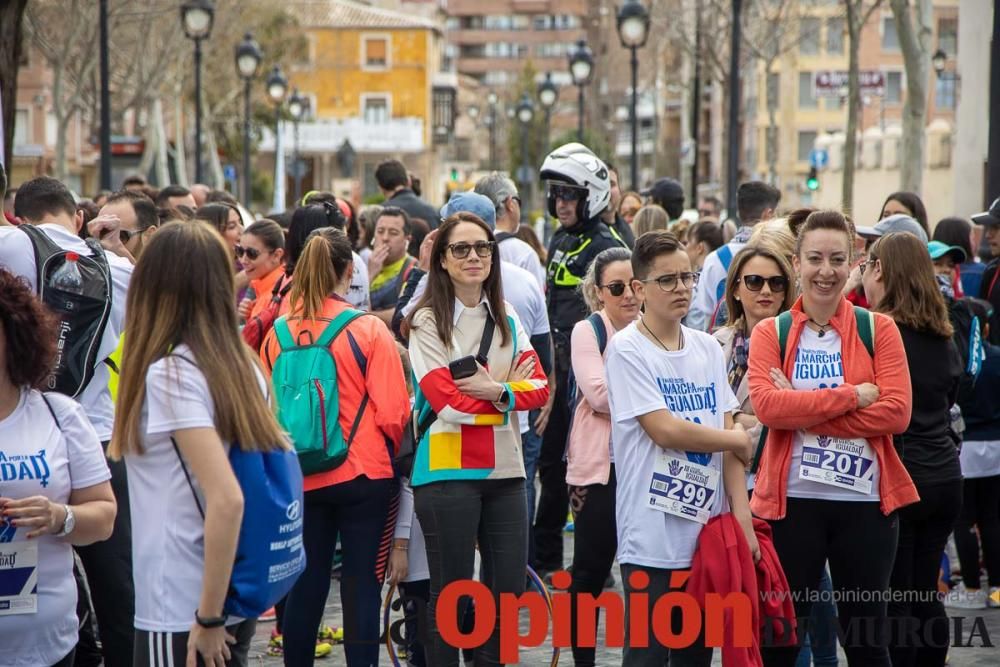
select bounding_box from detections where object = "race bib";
[799,434,875,494]
[647,452,719,524]
[0,541,38,616]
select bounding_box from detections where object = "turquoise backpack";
[271,310,369,475]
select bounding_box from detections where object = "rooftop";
[288,0,440,32]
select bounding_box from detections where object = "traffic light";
[806,166,819,191]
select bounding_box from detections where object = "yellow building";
[264,0,455,204]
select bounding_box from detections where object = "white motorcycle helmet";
[540,142,611,222]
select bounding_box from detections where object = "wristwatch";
[54,504,75,538]
[195,610,229,628]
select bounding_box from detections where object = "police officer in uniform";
[533,143,628,576]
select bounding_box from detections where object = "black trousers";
[568,466,618,667]
[888,479,962,667]
[763,498,899,667]
[534,332,572,572]
[415,478,528,667]
[954,474,1000,588]
[75,447,134,667]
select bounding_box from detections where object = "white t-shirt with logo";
[126,346,264,632]
[786,328,881,501]
[0,224,133,441]
[0,390,110,667]
[606,323,738,569]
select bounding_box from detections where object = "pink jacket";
[566,310,618,486]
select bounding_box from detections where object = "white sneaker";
[944,582,987,609]
[988,586,1000,609]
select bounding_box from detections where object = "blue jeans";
[794,567,839,667]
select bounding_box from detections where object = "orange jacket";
[747,297,918,520]
[260,296,410,491]
[249,265,286,320]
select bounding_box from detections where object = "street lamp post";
[517,94,535,221]
[235,33,262,206]
[726,0,742,221]
[537,72,558,148]
[617,0,650,191]
[266,66,288,210]
[181,0,215,185]
[487,92,499,167]
[99,0,111,190]
[287,88,308,205]
[568,40,594,143]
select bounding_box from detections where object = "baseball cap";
[971,197,1000,226]
[873,214,928,243]
[640,177,684,204]
[440,191,496,230]
[927,240,967,264]
[855,225,882,240]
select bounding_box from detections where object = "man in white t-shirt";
[687,181,781,331]
[475,172,546,288]
[0,176,135,666]
[606,230,755,666]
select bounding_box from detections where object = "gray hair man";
[475,171,545,287]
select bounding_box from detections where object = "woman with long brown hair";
[110,222,287,667]
[861,231,962,665]
[404,212,549,666]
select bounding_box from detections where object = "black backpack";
[948,297,985,405]
[20,225,113,398]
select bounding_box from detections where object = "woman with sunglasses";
[565,247,639,667]
[404,212,550,666]
[748,210,917,666]
[237,220,286,322]
[860,232,962,665]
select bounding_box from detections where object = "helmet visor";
[548,182,587,202]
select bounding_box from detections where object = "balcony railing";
[259,117,425,154]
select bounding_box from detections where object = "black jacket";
[545,215,627,332]
[980,259,1000,345]
[387,189,440,229]
[610,212,635,249]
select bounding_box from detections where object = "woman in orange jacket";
[747,210,918,667]
[260,228,410,667]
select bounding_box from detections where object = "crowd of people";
[1,139,999,667]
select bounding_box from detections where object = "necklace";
[641,317,684,352]
[808,318,830,338]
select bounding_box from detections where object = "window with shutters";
[362,35,390,71]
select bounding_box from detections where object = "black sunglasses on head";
[741,274,788,292]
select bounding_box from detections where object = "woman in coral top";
[747,210,918,667]
[237,219,286,322]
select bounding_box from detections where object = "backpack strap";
[495,231,516,244]
[171,436,206,519]
[273,317,296,350]
[774,310,794,363]
[40,393,63,431]
[715,245,734,301]
[853,306,876,359]
[587,312,608,355]
[316,309,366,348]
[344,330,371,450]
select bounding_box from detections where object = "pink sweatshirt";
[566,310,618,486]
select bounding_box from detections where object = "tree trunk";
[173,84,189,186]
[766,64,778,185]
[51,64,71,183]
[843,3,861,215]
[891,0,932,194]
[152,98,170,186]
[0,0,29,170]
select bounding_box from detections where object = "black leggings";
[535,334,572,572]
[888,479,962,667]
[954,474,1000,588]
[414,477,528,667]
[568,466,618,667]
[763,498,899,667]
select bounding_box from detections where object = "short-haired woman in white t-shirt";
[0,268,116,667]
[110,222,289,667]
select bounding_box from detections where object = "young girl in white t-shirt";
[0,268,116,667]
[109,222,289,667]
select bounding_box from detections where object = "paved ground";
[247,531,1000,666]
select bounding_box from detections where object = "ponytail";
[288,228,353,320]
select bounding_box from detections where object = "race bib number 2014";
[647,453,719,524]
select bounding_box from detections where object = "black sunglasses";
[447,241,496,259]
[234,245,263,260]
[741,274,788,292]
[601,281,632,297]
[118,228,143,244]
[549,184,586,202]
